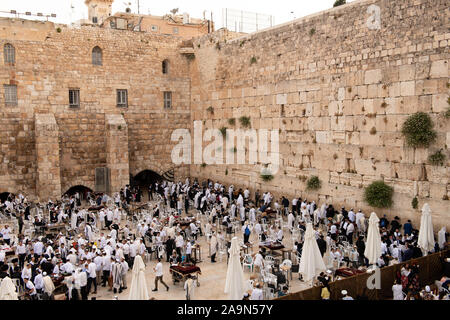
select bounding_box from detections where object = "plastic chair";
[242,254,254,273]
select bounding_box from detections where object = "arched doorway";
[63,185,93,201]
[131,170,163,187]
[0,192,13,203]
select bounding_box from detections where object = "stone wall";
[0,0,448,230]
[189,0,450,229]
[0,19,192,199]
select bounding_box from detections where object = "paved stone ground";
[81,200,311,300]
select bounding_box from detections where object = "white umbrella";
[0,277,18,300]
[364,212,381,265]
[299,223,326,283]
[224,237,245,300]
[418,203,435,255]
[128,255,149,300]
[438,227,446,249]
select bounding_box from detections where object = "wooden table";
[169,265,201,286]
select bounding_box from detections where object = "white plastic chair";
[242,254,254,273]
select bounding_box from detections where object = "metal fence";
[222,8,274,33]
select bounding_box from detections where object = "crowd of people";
[0,177,448,300]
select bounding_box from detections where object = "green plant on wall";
[306,176,321,190]
[309,28,316,36]
[364,180,394,208]
[206,106,214,114]
[239,116,251,128]
[260,173,274,181]
[201,163,207,168]
[225,168,228,175]
[333,0,346,7]
[228,118,236,126]
[401,112,437,148]
[428,149,446,166]
[219,127,227,137]
[411,197,418,209]
[250,56,257,65]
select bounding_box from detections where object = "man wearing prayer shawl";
[111,258,123,294]
[210,232,218,263]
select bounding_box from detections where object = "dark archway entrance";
[131,170,163,188]
[63,185,93,201]
[0,192,13,203]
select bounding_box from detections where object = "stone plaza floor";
[85,202,312,300]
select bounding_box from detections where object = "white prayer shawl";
[43,275,55,295]
[239,206,245,221]
[320,204,327,220]
[111,262,123,290]
[210,235,218,255]
[249,208,256,223]
[438,227,446,249]
[313,209,320,225]
[70,213,78,230]
[184,278,196,300]
[288,213,295,229]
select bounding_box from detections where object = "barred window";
[92,46,102,66]
[4,85,17,105]
[117,89,128,107]
[164,91,172,109]
[162,60,169,74]
[4,43,15,64]
[69,89,80,108]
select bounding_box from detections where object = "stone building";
[0,0,449,229]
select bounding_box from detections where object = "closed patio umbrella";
[299,223,326,283]
[418,203,435,255]
[224,237,245,300]
[364,212,381,265]
[128,255,149,300]
[0,277,18,300]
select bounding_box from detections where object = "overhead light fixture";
[37,13,43,16]
[25,12,31,15]
[10,10,16,14]
[51,14,56,17]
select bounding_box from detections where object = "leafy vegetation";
[364,181,394,208]
[401,112,437,148]
[411,197,418,209]
[428,149,446,166]
[239,116,251,128]
[333,0,346,7]
[219,127,227,137]
[306,176,321,190]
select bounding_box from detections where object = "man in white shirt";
[101,252,111,287]
[253,251,264,273]
[1,225,11,245]
[175,233,184,256]
[21,263,32,280]
[93,252,103,286]
[250,283,263,300]
[24,277,37,300]
[34,269,44,293]
[120,257,129,290]
[152,258,169,291]
[87,258,97,294]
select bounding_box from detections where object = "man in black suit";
[317,235,327,257]
[165,236,175,262]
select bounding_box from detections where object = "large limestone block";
[364,69,382,85]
